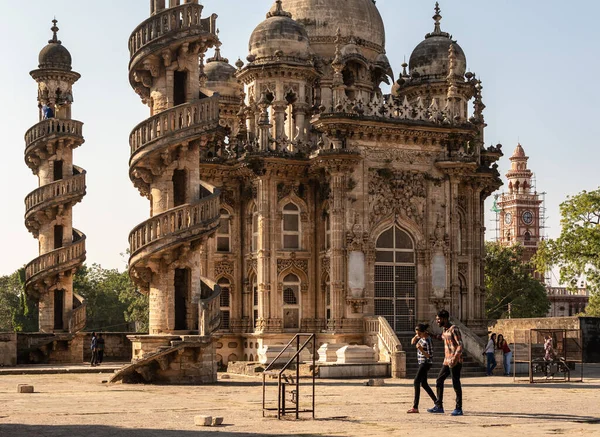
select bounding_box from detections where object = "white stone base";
[336,345,377,364]
[318,363,390,379]
[317,343,347,363]
[258,345,312,365]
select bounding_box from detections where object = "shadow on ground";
[467,412,600,424]
[0,424,336,437]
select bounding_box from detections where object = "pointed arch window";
[282,202,301,250]
[218,277,231,331]
[283,273,300,329]
[216,209,231,252]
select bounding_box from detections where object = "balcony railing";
[547,287,589,297]
[129,190,220,257]
[25,170,86,214]
[24,119,84,151]
[25,230,86,283]
[128,3,217,61]
[130,97,220,156]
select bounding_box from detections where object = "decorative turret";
[24,20,87,334]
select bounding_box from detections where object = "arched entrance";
[374,226,417,333]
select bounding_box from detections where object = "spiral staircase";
[24,22,87,340]
[117,1,225,383]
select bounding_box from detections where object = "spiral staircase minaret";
[127,1,223,337]
[24,20,87,334]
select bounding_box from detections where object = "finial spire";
[433,2,442,34]
[49,18,61,44]
[267,0,292,18]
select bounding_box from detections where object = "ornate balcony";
[25,119,84,157]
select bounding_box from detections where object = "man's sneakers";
[450,408,464,416]
[427,406,445,414]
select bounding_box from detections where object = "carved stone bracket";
[347,298,368,314]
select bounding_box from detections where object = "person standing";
[90,332,98,367]
[407,323,437,414]
[496,334,512,376]
[97,333,105,365]
[428,310,464,416]
[484,333,497,376]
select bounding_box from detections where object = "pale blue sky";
[1,0,598,275]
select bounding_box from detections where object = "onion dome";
[38,19,72,71]
[283,0,385,56]
[409,3,466,80]
[511,143,527,159]
[248,0,311,61]
[204,46,240,97]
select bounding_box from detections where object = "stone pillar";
[329,171,346,327]
[38,291,54,333]
[272,101,287,140]
[256,178,271,332]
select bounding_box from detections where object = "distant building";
[546,287,590,317]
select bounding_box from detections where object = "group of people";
[483,333,513,376]
[407,310,464,416]
[90,332,105,367]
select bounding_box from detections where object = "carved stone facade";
[193,0,502,362]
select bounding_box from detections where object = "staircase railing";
[196,278,221,336]
[262,334,316,420]
[68,294,86,333]
[364,316,405,378]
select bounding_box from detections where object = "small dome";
[204,47,240,98]
[248,1,311,60]
[38,20,72,71]
[511,143,527,159]
[409,5,466,80]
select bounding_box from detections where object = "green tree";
[74,264,148,332]
[0,268,38,332]
[533,188,600,316]
[485,242,550,319]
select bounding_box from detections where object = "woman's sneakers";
[406,408,419,413]
[427,406,445,414]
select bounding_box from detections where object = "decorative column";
[255,177,273,333]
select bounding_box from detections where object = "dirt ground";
[1,368,599,437]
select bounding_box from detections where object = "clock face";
[504,213,513,225]
[523,211,534,225]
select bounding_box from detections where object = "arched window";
[374,226,416,333]
[252,205,258,252]
[216,209,231,252]
[218,278,231,331]
[324,213,331,250]
[524,231,531,242]
[282,203,301,250]
[282,273,300,329]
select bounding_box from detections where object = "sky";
[0,0,599,276]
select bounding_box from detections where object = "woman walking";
[496,334,512,376]
[484,333,497,376]
[407,323,437,413]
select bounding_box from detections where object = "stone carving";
[368,169,427,225]
[431,214,449,250]
[321,257,330,275]
[277,257,309,275]
[458,262,468,276]
[215,260,234,278]
[362,146,439,165]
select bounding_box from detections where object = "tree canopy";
[533,188,600,316]
[485,242,550,319]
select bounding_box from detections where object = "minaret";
[498,143,542,262]
[24,20,87,333]
[127,1,221,336]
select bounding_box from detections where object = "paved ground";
[1,366,599,437]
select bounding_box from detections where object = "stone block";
[220,374,231,379]
[365,378,385,386]
[194,415,212,426]
[317,343,347,363]
[336,345,377,364]
[17,384,34,393]
[258,345,311,365]
[212,417,224,426]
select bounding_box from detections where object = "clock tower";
[498,144,542,263]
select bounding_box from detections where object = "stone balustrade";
[197,277,222,337]
[25,231,86,283]
[364,316,402,352]
[68,301,87,333]
[128,3,216,60]
[130,97,220,156]
[129,190,220,256]
[25,170,86,213]
[24,119,83,150]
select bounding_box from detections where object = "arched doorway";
[374,226,417,333]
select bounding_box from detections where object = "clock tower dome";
[497,144,542,262]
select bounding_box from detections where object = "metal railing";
[262,334,316,420]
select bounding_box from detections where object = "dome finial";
[49,18,61,44]
[433,2,443,35]
[267,0,292,18]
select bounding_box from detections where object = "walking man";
[428,310,464,416]
[97,333,105,365]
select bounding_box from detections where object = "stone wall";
[488,317,580,344]
[0,333,17,366]
[82,333,136,362]
[17,333,84,364]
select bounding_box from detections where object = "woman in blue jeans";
[483,333,497,376]
[496,334,512,376]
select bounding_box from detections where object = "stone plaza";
[1,369,599,436]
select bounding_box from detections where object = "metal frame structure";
[262,334,317,420]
